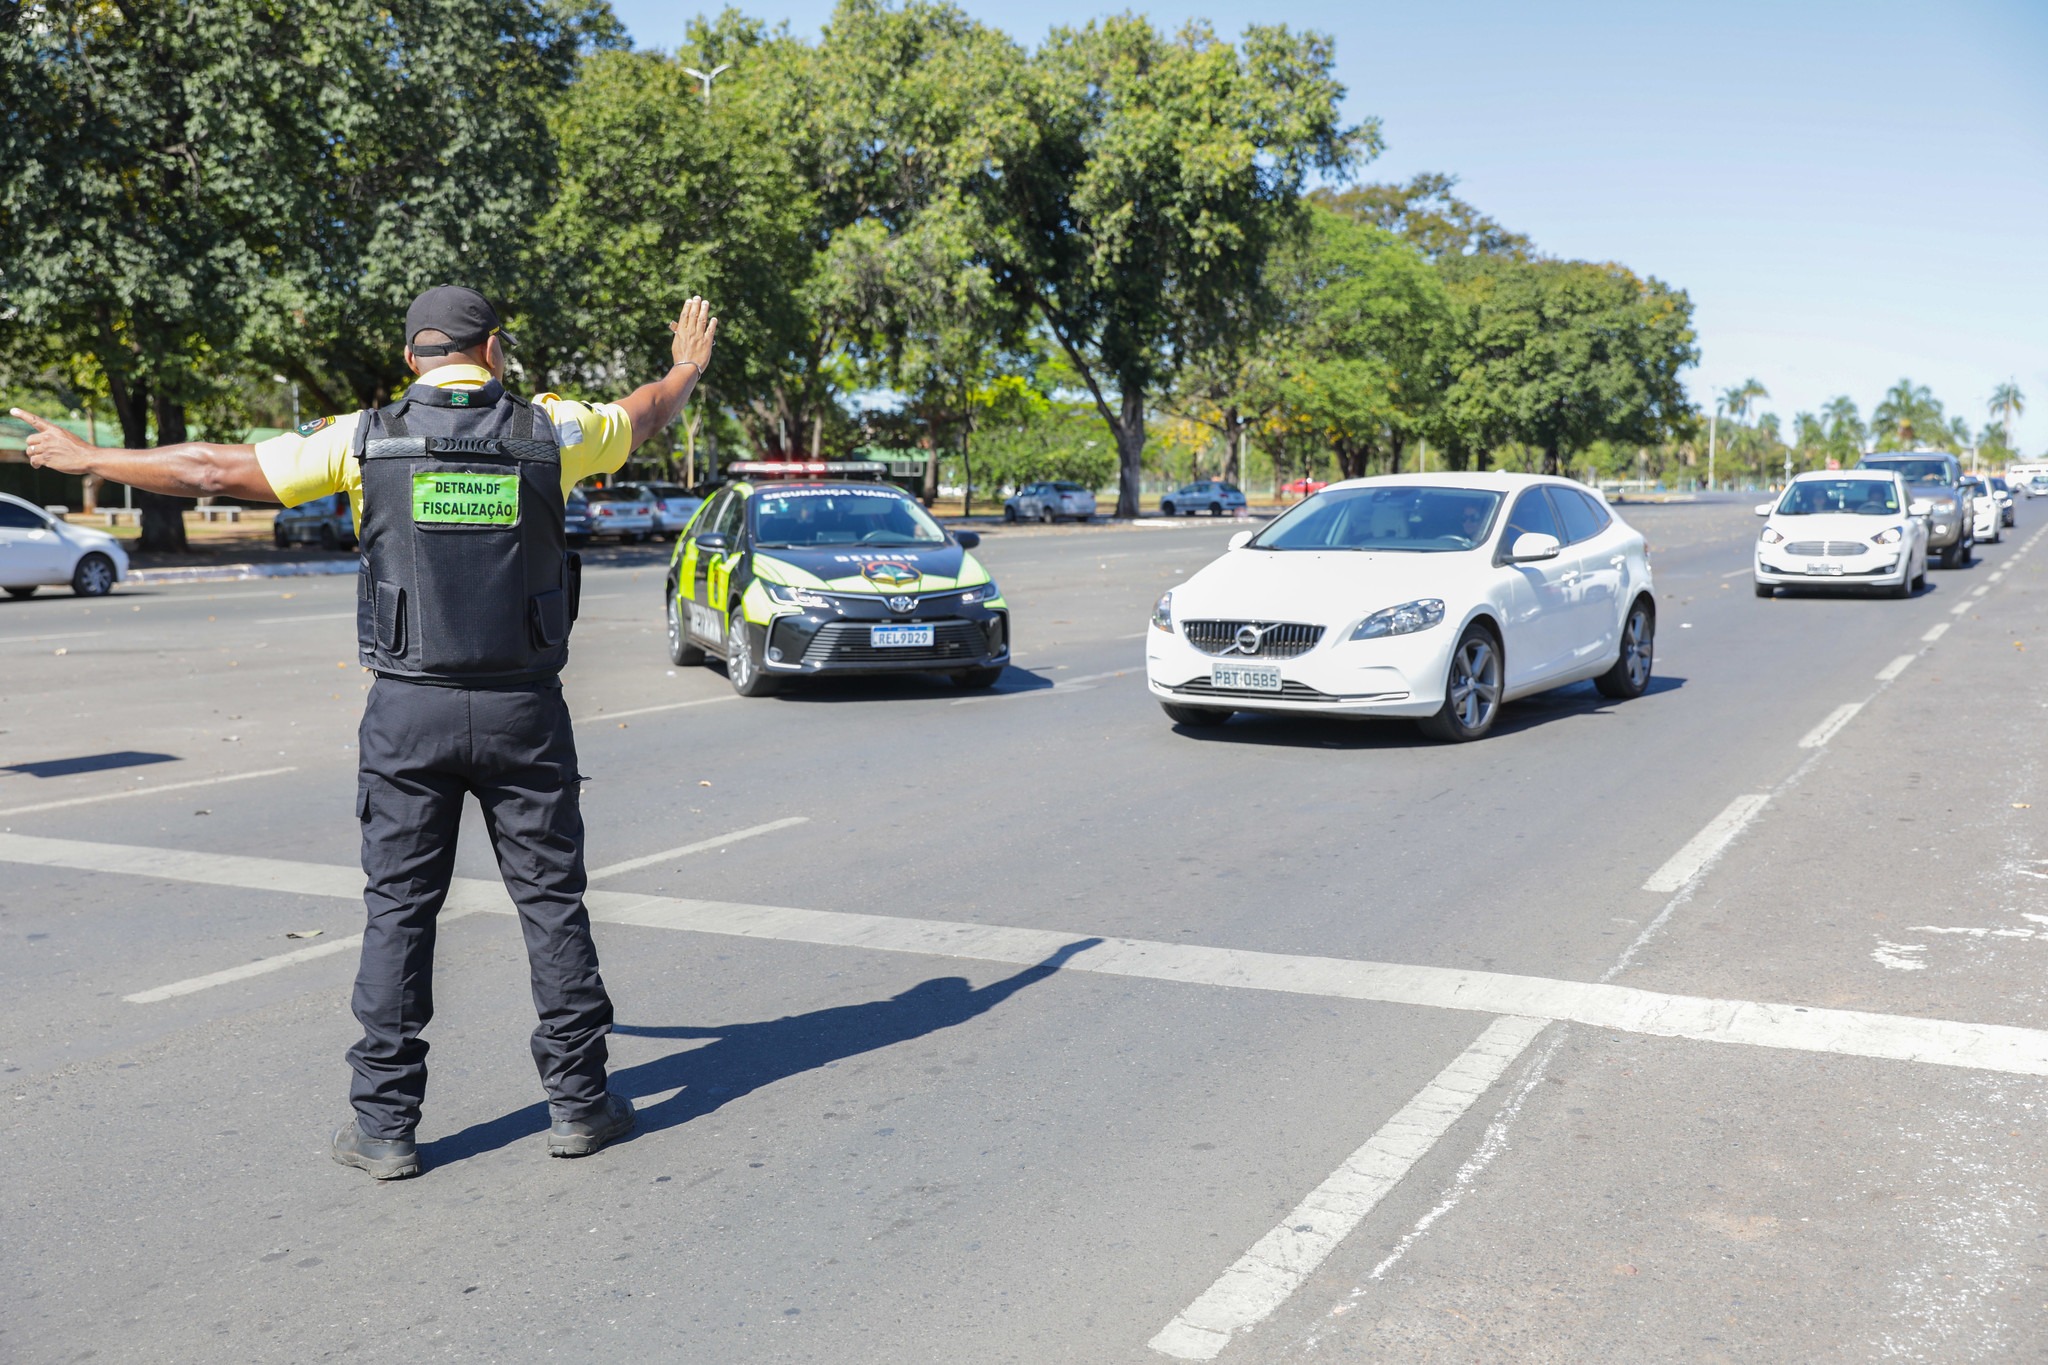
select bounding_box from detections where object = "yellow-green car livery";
[665,465,1010,696]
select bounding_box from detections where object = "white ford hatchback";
[1146,473,1656,740]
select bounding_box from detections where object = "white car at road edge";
[1753,470,1927,599]
[0,492,128,598]
[1145,473,1656,741]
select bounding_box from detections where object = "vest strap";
[363,436,560,462]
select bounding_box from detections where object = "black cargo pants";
[347,676,613,1140]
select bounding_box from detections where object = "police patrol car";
[665,462,1009,696]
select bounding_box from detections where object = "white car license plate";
[871,625,934,648]
[1211,663,1282,692]
[1808,562,1843,576]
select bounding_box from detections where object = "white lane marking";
[1923,622,1950,642]
[1950,599,1973,615]
[1990,571,2005,583]
[1876,654,1916,682]
[252,610,355,624]
[1642,793,1771,893]
[18,834,2048,1076]
[586,817,807,880]
[1798,701,1864,749]
[1872,941,1928,972]
[125,933,366,1002]
[1972,584,1990,598]
[1148,1015,1550,1360]
[586,694,739,721]
[951,668,1135,706]
[0,630,107,645]
[0,767,297,818]
[1720,568,1752,579]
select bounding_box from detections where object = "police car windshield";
[750,488,948,549]
[1250,485,1503,552]
[1776,479,1900,515]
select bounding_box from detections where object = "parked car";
[1160,481,1248,517]
[2030,475,2048,500]
[1857,452,1971,567]
[565,488,593,548]
[1278,477,1328,499]
[1753,470,1926,598]
[273,492,356,549]
[1004,481,1097,523]
[582,484,656,542]
[1961,476,2003,544]
[1145,474,1655,740]
[0,492,127,598]
[623,481,704,538]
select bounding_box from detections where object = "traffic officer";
[12,286,718,1179]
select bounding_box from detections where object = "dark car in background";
[1857,452,1972,567]
[565,488,593,548]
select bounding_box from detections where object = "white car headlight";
[1871,526,1903,546]
[1152,590,1174,633]
[1352,598,1445,641]
[1759,527,1785,545]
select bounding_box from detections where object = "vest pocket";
[529,588,568,648]
[374,581,407,654]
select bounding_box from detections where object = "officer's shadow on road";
[420,938,1101,1168]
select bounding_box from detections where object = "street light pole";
[682,63,731,105]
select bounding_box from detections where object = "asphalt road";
[3,499,2045,1363]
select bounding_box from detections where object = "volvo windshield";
[750,487,948,549]
[1250,485,1503,552]
[1775,479,1901,515]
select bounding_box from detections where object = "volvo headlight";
[763,582,833,609]
[959,580,1001,604]
[1759,526,1785,545]
[1352,598,1444,640]
[1151,590,1174,633]
[1871,526,1903,546]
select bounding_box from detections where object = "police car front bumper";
[759,595,1008,675]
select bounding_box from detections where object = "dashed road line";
[951,668,1134,705]
[1876,654,1916,683]
[1642,793,1772,893]
[0,630,106,646]
[1798,701,1864,749]
[1923,622,1950,642]
[1148,1015,1551,1360]
[1720,568,1752,579]
[0,766,297,818]
[1950,599,1973,615]
[252,610,356,624]
[587,694,739,721]
[1972,584,1990,598]
[586,817,808,880]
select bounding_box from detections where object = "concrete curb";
[128,559,356,586]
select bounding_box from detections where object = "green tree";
[1989,380,2025,451]
[983,17,1366,517]
[1314,172,1534,262]
[1257,204,1452,480]
[1820,395,1865,464]
[1438,257,1698,475]
[1872,378,1951,450]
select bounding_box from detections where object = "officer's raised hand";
[616,295,719,450]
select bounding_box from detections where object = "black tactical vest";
[352,379,578,684]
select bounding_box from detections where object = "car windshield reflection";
[1249,486,1503,552]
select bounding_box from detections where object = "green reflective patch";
[412,472,518,525]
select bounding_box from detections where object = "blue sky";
[611,0,2048,452]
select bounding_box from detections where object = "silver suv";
[1858,452,1971,567]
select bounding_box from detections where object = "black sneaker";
[547,1092,636,1157]
[331,1119,421,1180]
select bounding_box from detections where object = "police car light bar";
[726,460,888,479]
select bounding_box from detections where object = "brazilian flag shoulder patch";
[295,416,333,437]
[412,471,518,525]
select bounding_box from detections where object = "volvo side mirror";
[1228,530,1254,550]
[1507,531,1562,563]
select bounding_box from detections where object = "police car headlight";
[763,582,833,609]
[959,580,1001,604]
[1352,599,1444,640]
[1152,590,1174,633]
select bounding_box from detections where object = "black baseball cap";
[404,285,515,355]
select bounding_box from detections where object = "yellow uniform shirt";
[253,365,634,524]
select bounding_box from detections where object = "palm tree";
[1873,378,1950,449]
[1720,378,1768,426]
[1990,380,2025,449]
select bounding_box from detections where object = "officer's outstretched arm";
[614,295,719,451]
[8,409,281,502]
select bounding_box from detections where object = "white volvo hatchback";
[1146,474,1656,740]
